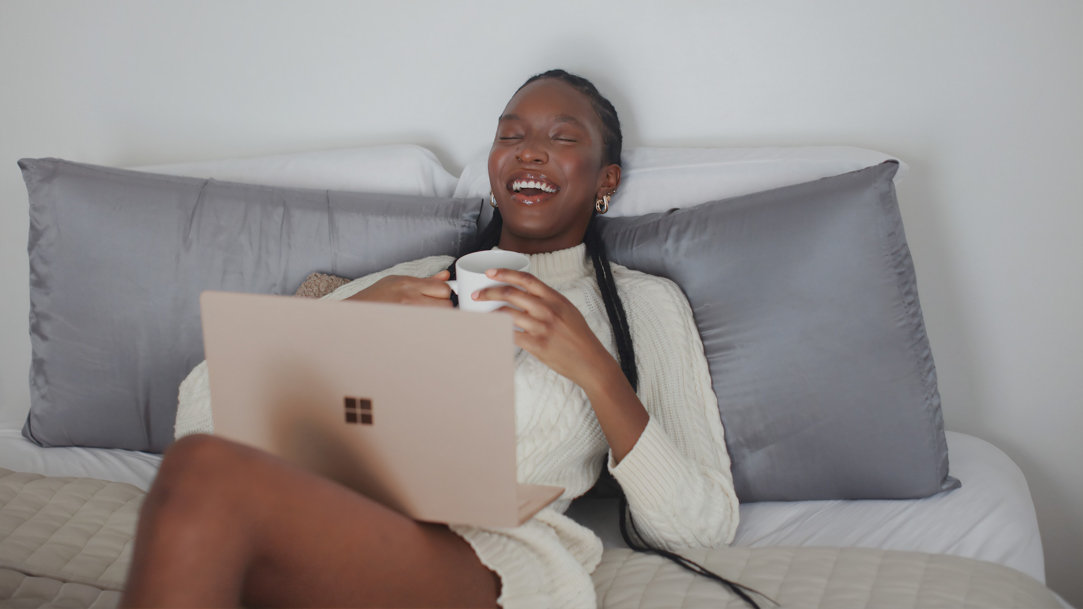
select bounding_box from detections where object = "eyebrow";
[498,113,586,127]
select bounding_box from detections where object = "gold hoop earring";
[595,194,611,215]
[489,192,498,208]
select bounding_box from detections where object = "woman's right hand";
[345,270,453,307]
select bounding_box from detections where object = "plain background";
[1,1,1080,605]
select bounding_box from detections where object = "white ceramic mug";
[446,250,530,313]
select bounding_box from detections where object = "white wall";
[2,0,1080,604]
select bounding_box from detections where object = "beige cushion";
[294,272,351,299]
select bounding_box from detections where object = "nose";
[516,137,548,164]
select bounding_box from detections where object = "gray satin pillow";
[20,158,483,453]
[599,161,958,501]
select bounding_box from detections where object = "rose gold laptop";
[199,290,563,528]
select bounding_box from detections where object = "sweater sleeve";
[606,271,739,550]
[173,255,455,440]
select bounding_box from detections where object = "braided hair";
[456,70,764,608]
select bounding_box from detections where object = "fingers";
[417,275,453,300]
[483,268,545,295]
[419,274,453,307]
[473,269,615,388]
[471,284,540,315]
[408,276,452,307]
[471,276,568,334]
[473,269,558,314]
[350,273,452,307]
[497,305,549,335]
[395,292,452,307]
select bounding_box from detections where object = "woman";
[123,70,739,608]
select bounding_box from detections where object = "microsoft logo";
[344,397,373,425]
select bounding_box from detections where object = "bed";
[0,145,1068,608]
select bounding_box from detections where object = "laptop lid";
[200,290,561,528]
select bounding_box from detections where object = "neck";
[497,232,587,255]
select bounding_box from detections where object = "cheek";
[565,158,602,192]
[487,147,512,189]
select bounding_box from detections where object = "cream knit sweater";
[175,244,738,609]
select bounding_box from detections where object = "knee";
[157,433,240,486]
[131,435,261,571]
[164,432,239,464]
[143,434,250,522]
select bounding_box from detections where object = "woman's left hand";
[477,267,649,460]
[477,267,649,462]
[473,269,615,389]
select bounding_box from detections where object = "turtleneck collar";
[496,243,591,286]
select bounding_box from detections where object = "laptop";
[199,290,563,528]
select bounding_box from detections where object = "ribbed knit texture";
[174,244,738,608]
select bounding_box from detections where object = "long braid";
[616,492,767,607]
[583,218,637,391]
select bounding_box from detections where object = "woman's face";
[488,78,620,254]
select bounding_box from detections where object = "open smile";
[506,174,561,205]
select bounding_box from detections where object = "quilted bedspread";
[0,467,1064,608]
[0,468,139,607]
[594,547,1063,608]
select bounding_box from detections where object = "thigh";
[169,435,500,608]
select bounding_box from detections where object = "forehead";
[500,79,600,130]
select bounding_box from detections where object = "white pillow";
[454,146,908,217]
[132,144,459,197]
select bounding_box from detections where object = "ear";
[597,163,621,196]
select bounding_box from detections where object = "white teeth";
[511,179,557,193]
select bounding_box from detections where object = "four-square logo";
[344,397,373,425]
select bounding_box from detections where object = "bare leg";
[121,434,499,608]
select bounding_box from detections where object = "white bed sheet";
[567,431,1046,583]
[0,428,1044,584]
[0,429,161,491]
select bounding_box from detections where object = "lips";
[506,173,560,205]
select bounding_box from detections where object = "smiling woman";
[489,77,620,254]
[126,69,747,609]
